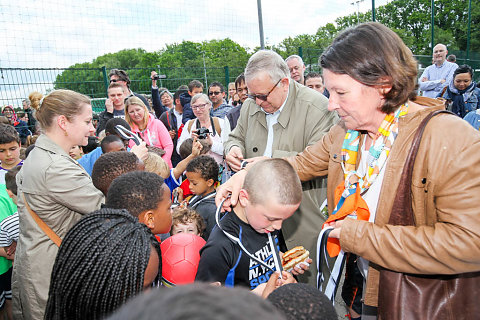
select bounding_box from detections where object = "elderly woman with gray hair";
[176,93,230,165]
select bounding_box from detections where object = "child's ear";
[206,178,215,187]
[140,211,155,230]
[238,189,249,207]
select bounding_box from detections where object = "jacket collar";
[34,134,77,164]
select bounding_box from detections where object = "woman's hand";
[215,170,247,212]
[325,219,344,239]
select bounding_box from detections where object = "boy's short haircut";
[188,80,204,92]
[105,118,131,135]
[82,136,99,154]
[243,159,302,206]
[5,166,21,196]
[185,155,218,182]
[108,82,125,92]
[178,138,211,159]
[105,171,166,218]
[101,135,123,153]
[144,152,169,178]
[91,151,141,195]
[208,81,225,92]
[0,124,20,145]
[171,207,205,236]
[267,283,337,320]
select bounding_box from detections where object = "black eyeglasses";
[209,91,221,96]
[247,79,282,102]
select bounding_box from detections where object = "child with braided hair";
[45,208,161,320]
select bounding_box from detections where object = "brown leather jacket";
[287,97,480,306]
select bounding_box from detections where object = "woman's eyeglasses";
[191,103,209,110]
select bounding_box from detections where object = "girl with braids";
[45,208,161,320]
[12,90,104,319]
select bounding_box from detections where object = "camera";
[152,74,167,80]
[196,127,210,139]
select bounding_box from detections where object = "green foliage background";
[55,0,479,96]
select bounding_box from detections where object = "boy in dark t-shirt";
[196,159,304,291]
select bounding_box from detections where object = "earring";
[64,130,68,137]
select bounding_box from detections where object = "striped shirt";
[0,212,19,247]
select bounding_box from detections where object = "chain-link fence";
[0,66,245,112]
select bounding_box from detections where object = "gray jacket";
[12,134,104,320]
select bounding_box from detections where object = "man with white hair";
[419,43,458,98]
[224,50,337,285]
[286,55,306,84]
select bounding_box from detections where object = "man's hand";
[105,98,114,113]
[421,77,429,82]
[130,141,148,162]
[215,170,247,212]
[225,146,244,172]
[169,130,176,140]
[151,71,158,87]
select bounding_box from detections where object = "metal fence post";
[224,66,229,87]
[298,47,303,60]
[101,66,108,97]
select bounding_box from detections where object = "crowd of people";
[0,21,479,320]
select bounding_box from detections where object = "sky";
[0,0,388,107]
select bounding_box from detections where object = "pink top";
[129,113,174,167]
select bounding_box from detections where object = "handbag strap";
[388,110,454,226]
[22,194,62,247]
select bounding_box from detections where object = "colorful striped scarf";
[325,104,409,256]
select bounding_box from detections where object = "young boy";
[170,207,205,238]
[0,125,23,186]
[100,135,126,154]
[180,80,204,124]
[91,151,144,195]
[105,171,172,236]
[195,159,302,291]
[175,155,218,240]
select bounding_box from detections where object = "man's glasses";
[110,79,125,83]
[208,91,221,96]
[191,103,209,110]
[247,79,282,102]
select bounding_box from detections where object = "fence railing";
[0,66,245,112]
[3,47,480,112]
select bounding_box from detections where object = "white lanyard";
[215,198,282,273]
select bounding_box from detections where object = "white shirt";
[356,136,388,279]
[263,87,290,157]
[173,109,183,130]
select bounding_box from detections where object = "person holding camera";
[176,93,230,165]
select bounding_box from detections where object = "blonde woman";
[125,97,173,167]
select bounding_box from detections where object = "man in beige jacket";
[224,50,337,285]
